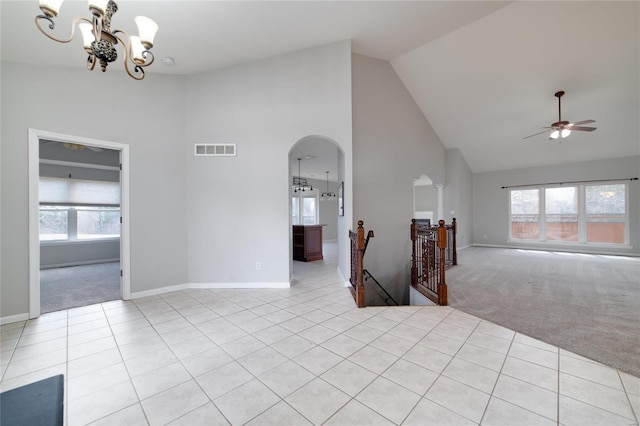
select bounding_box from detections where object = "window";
[77,207,120,239]
[585,184,626,243]
[39,206,69,241]
[292,190,318,225]
[39,176,120,242]
[545,187,578,241]
[509,182,628,245]
[510,189,540,240]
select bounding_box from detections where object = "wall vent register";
[194,144,236,157]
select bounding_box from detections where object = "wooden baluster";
[410,219,417,288]
[437,219,448,306]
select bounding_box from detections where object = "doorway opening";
[413,174,437,224]
[289,136,344,281]
[28,129,131,318]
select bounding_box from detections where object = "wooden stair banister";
[436,219,448,306]
[410,218,457,305]
[349,220,367,308]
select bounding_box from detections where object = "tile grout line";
[0,320,28,384]
[617,369,640,425]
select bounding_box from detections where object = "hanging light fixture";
[293,158,313,193]
[35,0,159,80]
[321,171,336,201]
[550,128,572,140]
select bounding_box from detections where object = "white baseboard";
[337,267,350,287]
[121,280,294,300]
[472,243,639,257]
[129,283,189,299]
[1,313,29,325]
[40,258,120,270]
[188,282,290,289]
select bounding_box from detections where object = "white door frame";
[28,129,131,318]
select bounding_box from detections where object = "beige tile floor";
[1,249,639,425]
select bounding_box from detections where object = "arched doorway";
[413,174,437,224]
[288,136,347,283]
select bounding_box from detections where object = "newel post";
[451,217,457,266]
[356,220,366,308]
[437,219,448,306]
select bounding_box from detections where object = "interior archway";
[288,136,346,283]
[413,174,437,225]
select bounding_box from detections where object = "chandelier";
[293,158,313,193]
[321,171,336,200]
[35,0,159,80]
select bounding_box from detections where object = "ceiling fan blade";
[568,126,596,132]
[571,119,595,126]
[523,129,551,139]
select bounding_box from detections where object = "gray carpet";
[447,247,640,377]
[40,262,121,313]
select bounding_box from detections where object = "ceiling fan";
[41,141,103,152]
[523,91,596,140]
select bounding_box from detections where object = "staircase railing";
[349,220,367,308]
[364,269,398,306]
[410,219,456,305]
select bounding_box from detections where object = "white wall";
[0,62,188,318]
[40,240,120,269]
[473,156,640,255]
[185,41,353,285]
[352,53,446,304]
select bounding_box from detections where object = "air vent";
[194,144,236,157]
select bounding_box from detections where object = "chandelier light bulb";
[130,36,146,64]
[550,130,560,139]
[561,129,571,138]
[88,0,110,16]
[39,0,64,18]
[135,16,159,49]
[78,22,95,52]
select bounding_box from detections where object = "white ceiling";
[2,1,638,174]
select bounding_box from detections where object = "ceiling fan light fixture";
[523,91,597,140]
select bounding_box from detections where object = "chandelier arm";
[86,54,97,71]
[35,15,92,44]
[112,31,144,80]
[92,15,104,43]
[114,30,155,68]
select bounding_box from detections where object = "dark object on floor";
[0,374,64,426]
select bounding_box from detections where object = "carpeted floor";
[447,246,640,377]
[40,262,121,314]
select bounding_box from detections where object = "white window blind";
[40,176,120,206]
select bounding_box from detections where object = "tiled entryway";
[1,255,638,425]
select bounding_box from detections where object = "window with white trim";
[39,176,120,242]
[509,182,628,245]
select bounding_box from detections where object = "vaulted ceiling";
[2,1,638,174]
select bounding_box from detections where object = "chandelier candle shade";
[35,0,159,80]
